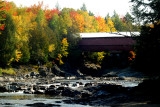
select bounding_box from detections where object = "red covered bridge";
[79,32,139,52]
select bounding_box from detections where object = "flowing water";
[0,78,143,107]
[0,92,92,107]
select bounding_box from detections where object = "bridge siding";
[79,37,136,52]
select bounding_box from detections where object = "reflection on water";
[0,93,91,107]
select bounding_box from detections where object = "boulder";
[61,87,81,98]
[26,103,61,107]
[45,88,61,96]
[93,90,110,97]
[52,64,67,77]
[96,84,128,93]
[38,67,47,77]
[84,83,93,87]
[80,62,101,76]
[0,86,7,92]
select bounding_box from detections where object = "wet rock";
[55,101,61,103]
[26,103,61,107]
[3,103,14,105]
[84,83,93,87]
[96,84,128,93]
[25,74,29,78]
[30,72,36,78]
[45,88,61,96]
[0,86,7,92]
[61,87,81,98]
[93,90,110,97]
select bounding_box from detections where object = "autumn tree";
[107,18,116,32]
[0,0,5,34]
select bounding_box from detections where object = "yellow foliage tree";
[61,38,69,57]
[15,50,22,62]
[48,44,55,52]
[95,16,110,32]
[107,18,117,32]
[97,52,106,64]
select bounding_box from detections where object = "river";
[0,78,143,107]
[0,92,93,107]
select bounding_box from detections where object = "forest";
[0,1,139,68]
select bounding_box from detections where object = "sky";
[7,0,133,17]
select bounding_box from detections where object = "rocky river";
[0,66,160,107]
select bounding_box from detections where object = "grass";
[0,68,16,75]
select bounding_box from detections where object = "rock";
[0,86,7,92]
[84,83,93,87]
[96,84,128,93]
[80,62,101,76]
[25,74,29,78]
[0,77,4,81]
[26,103,61,107]
[52,64,66,77]
[38,67,47,77]
[61,87,81,98]
[55,101,61,103]
[102,72,118,77]
[133,78,160,98]
[8,77,15,82]
[93,90,110,97]
[45,88,61,96]
[118,76,125,80]
[30,72,35,78]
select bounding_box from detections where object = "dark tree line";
[131,0,160,73]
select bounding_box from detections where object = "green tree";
[0,13,16,66]
[111,10,124,31]
[89,11,94,16]
[29,10,49,64]
[80,3,87,11]
[105,13,110,23]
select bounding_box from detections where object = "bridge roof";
[80,32,140,38]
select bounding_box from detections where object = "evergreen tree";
[80,3,87,11]
[111,10,124,31]
[89,11,94,16]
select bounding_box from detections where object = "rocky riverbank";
[0,65,160,106]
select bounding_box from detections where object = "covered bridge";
[79,32,139,52]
